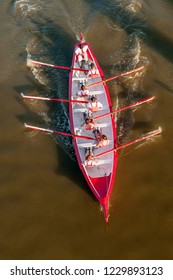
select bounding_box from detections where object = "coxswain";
[75,44,88,67]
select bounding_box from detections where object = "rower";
[88,63,99,78]
[93,127,102,141]
[82,148,97,167]
[81,117,96,130]
[87,96,103,113]
[96,134,110,148]
[77,84,89,97]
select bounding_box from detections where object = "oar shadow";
[132,121,153,131]
[154,79,173,94]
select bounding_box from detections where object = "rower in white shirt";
[88,63,99,78]
[87,96,103,113]
[75,44,88,67]
[77,85,89,97]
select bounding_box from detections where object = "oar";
[24,124,95,140]
[93,96,155,121]
[21,93,88,104]
[87,66,144,88]
[115,96,155,113]
[28,59,88,72]
[95,127,162,158]
[116,127,162,151]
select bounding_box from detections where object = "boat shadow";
[154,79,173,95]
[54,145,97,198]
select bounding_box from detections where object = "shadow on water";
[84,0,173,63]
[154,79,173,94]
[132,120,153,131]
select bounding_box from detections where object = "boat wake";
[111,32,148,145]
[117,0,144,14]
[13,0,42,17]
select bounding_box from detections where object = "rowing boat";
[69,35,118,222]
[23,34,161,222]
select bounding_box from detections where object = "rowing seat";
[72,77,88,81]
[73,106,109,113]
[96,159,113,165]
[77,140,113,149]
[97,123,111,128]
[78,143,96,148]
[88,91,103,95]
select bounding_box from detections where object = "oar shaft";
[24,124,95,140]
[87,66,144,88]
[30,60,88,72]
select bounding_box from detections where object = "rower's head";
[79,43,85,50]
[90,63,96,69]
[85,118,90,124]
[101,134,108,140]
[81,84,86,90]
[86,154,93,161]
[91,96,97,103]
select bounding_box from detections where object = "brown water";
[0,0,173,260]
